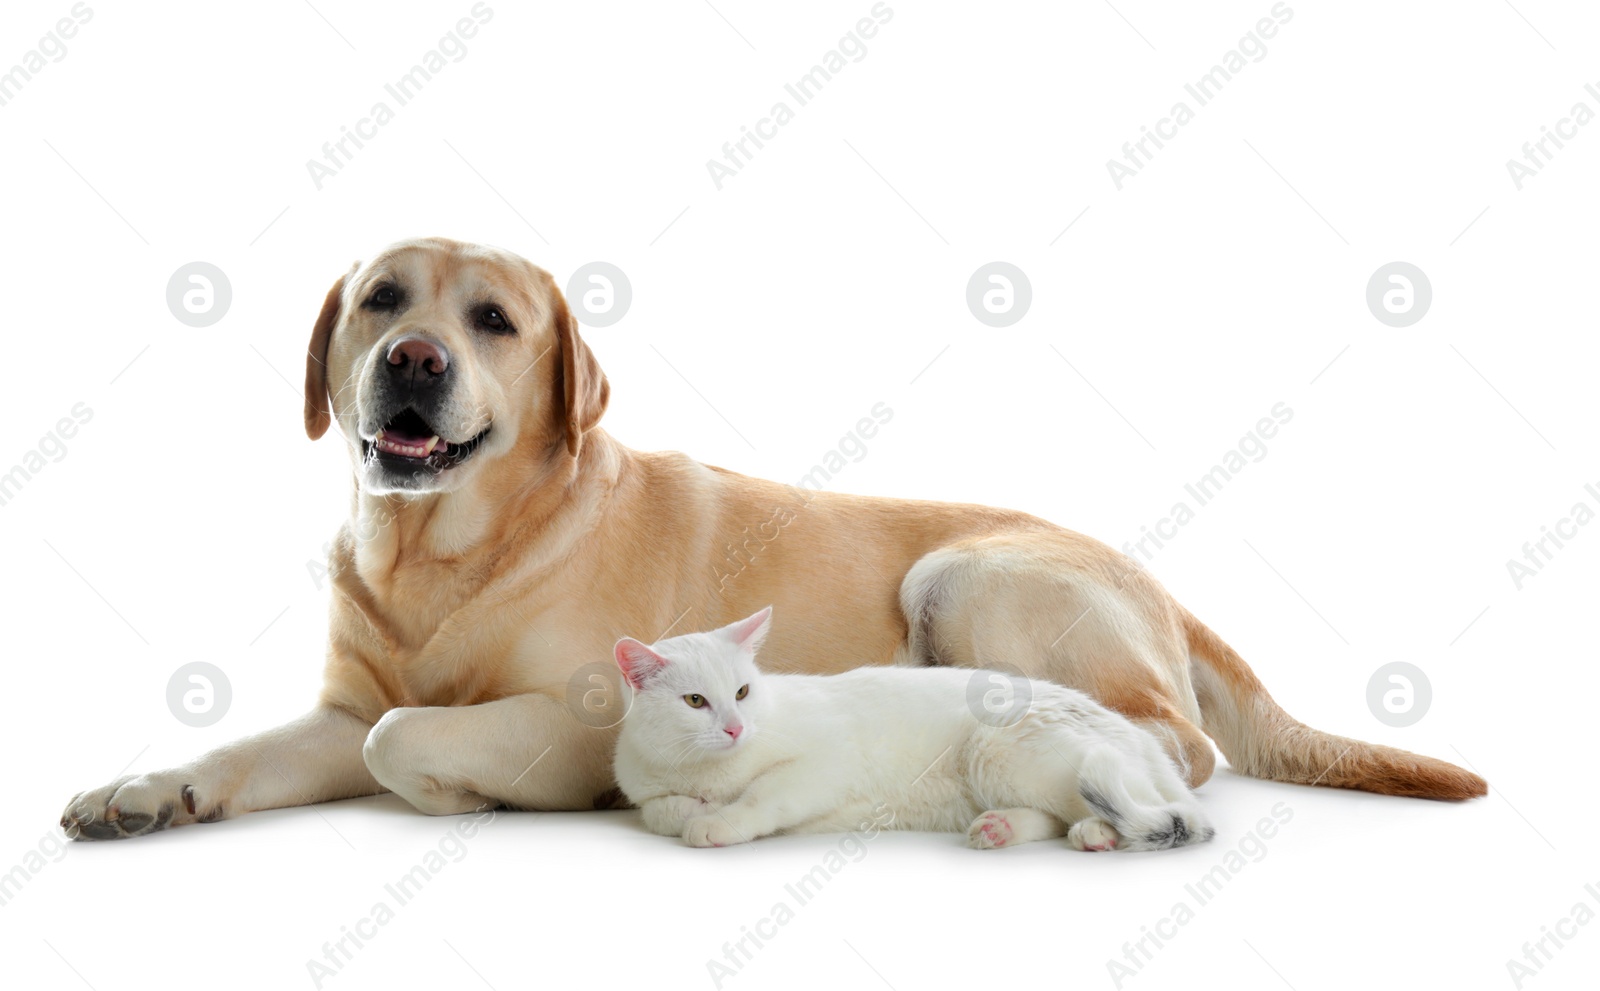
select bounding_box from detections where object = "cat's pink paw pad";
[683,816,745,848]
[967,812,1014,849]
[1069,818,1120,852]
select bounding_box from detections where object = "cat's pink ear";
[725,606,773,653]
[615,638,667,689]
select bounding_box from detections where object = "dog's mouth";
[362,408,490,473]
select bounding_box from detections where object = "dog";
[60,237,1485,839]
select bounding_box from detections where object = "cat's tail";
[1075,750,1215,852]
[1182,610,1487,800]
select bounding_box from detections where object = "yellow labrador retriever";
[61,237,1484,839]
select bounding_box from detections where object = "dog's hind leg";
[902,531,1215,788]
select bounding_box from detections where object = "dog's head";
[303,238,609,495]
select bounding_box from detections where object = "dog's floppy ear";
[303,272,348,441]
[552,288,610,457]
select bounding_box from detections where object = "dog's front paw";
[683,814,751,848]
[61,773,215,840]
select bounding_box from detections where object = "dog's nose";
[387,337,449,377]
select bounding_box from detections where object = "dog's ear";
[552,288,610,457]
[304,272,348,440]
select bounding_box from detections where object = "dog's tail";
[1183,611,1486,800]
[1076,750,1215,852]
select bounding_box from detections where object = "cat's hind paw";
[967,811,1015,849]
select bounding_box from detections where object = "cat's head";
[613,606,773,758]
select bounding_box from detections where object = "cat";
[612,606,1215,852]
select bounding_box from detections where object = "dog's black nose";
[387,336,450,385]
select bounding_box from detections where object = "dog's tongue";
[375,429,446,458]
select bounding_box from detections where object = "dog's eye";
[366,286,399,310]
[684,694,707,709]
[476,306,514,335]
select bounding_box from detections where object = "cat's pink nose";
[725,724,743,740]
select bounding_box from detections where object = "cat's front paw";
[642,795,713,836]
[665,795,712,819]
[683,814,752,848]
[1068,817,1120,852]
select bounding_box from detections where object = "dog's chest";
[373,566,601,705]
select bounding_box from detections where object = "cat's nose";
[725,724,743,740]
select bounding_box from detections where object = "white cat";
[612,607,1214,852]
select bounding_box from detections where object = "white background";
[2,1,1597,989]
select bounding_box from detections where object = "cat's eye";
[736,685,749,700]
[684,694,707,708]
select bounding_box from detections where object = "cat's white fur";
[613,607,1215,852]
